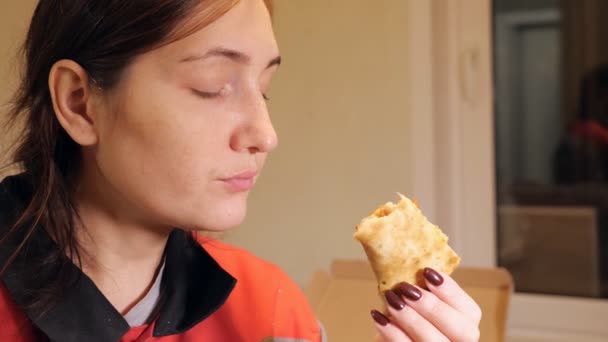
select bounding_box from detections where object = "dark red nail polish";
[396,282,422,301]
[424,268,444,286]
[385,290,406,310]
[370,310,390,326]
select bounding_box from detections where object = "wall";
[0,1,36,169]
[224,0,413,286]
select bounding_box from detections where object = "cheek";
[108,117,218,191]
[93,88,247,229]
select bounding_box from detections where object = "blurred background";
[2,0,608,341]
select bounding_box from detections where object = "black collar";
[0,174,236,342]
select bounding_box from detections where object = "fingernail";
[395,282,422,301]
[424,268,444,286]
[370,310,390,326]
[385,290,406,310]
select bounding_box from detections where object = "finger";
[393,283,480,342]
[371,310,413,342]
[424,268,482,323]
[384,291,450,342]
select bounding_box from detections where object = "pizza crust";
[354,194,460,293]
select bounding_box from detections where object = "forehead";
[155,0,278,64]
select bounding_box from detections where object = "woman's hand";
[371,268,481,342]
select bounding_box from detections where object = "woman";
[0,0,481,341]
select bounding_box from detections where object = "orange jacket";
[0,175,323,342]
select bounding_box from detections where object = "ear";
[48,59,99,146]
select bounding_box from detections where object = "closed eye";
[191,88,222,99]
[192,88,270,101]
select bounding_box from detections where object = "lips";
[220,170,258,192]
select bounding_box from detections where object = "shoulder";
[194,235,299,299]
[195,235,278,275]
[194,235,323,341]
[0,283,38,341]
[0,174,40,341]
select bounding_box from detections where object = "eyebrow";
[180,47,282,69]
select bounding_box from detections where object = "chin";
[187,198,248,232]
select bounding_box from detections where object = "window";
[494,0,608,299]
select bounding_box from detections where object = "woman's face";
[89,0,279,231]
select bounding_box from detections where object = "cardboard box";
[306,260,513,342]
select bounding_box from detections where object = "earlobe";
[48,59,99,146]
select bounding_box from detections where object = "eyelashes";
[191,88,270,101]
[191,89,222,99]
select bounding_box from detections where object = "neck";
[74,169,172,314]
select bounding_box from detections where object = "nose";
[230,94,278,154]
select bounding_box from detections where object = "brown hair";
[2,0,273,315]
